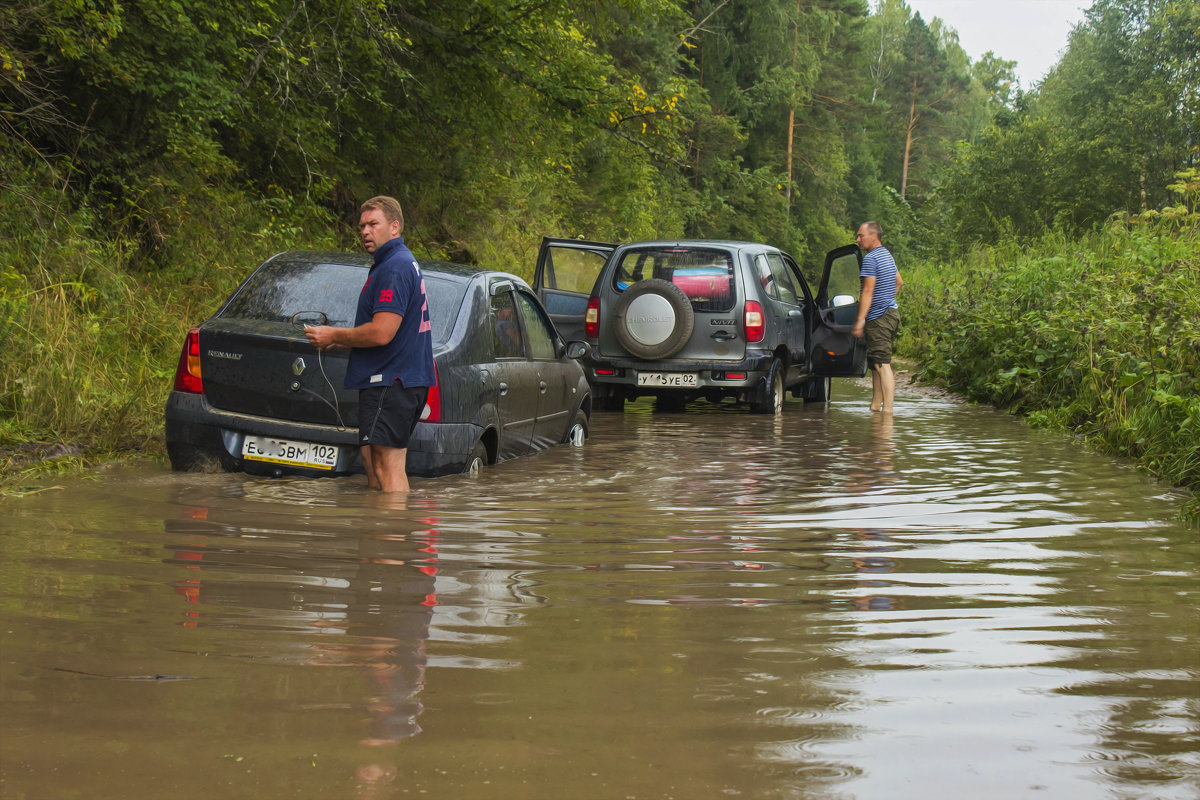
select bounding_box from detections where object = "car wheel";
[612,279,695,360]
[167,442,204,472]
[654,394,688,413]
[596,395,625,412]
[167,442,239,473]
[801,376,831,403]
[564,411,589,446]
[751,358,785,414]
[463,440,488,474]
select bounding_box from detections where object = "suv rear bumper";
[585,350,776,394]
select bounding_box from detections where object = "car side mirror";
[564,340,591,360]
[832,294,855,307]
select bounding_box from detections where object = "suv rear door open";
[533,237,616,341]
[811,244,869,377]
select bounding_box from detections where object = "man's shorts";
[358,381,428,449]
[865,307,901,368]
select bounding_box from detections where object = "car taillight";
[584,296,600,339]
[172,328,203,394]
[420,363,441,422]
[744,301,765,343]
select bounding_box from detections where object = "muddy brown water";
[2,382,1197,799]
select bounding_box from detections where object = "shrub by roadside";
[0,163,339,494]
[899,213,1199,521]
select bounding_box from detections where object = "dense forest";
[1,0,1197,509]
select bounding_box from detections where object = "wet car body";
[534,238,868,412]
[166,251,592,478]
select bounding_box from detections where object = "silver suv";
[534,238,867,412]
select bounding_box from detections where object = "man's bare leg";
[360,445,380,490]
[878,362,895,413]
[870,365,884,412]
[370,444,410,493]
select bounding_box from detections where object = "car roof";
[612,240,781,253]
[267,250,530,289]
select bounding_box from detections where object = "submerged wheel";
[564,411,589,446]
[612,279,695,359]
[595,393,625,412]
[801,376,831,403]
[654,393,688,413]
[167,441,239,473]
[751,358,785,414]
[463,440,488,474]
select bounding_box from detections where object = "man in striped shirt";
[852,221,903,413]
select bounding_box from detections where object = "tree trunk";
[901,74,917,198]
[786,2,799,214]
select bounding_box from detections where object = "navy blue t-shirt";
[344,237,436,390]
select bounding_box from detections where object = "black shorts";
[358,381,428,449]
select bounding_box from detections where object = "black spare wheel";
[612,279,695,359]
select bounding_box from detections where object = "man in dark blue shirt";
[305,196,435,491]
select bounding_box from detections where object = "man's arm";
[304,311,403,350]
[852,276,876,339]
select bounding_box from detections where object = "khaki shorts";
[865,307,900,368]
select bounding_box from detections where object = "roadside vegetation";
[899,183,1200,519]
[2,0,1196,517]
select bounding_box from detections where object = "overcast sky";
[904,0,1091,88]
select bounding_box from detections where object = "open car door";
[533,236,616,341]
[810,244,868,377]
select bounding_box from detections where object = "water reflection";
[159,498,436,800]
[1,385,1197,800]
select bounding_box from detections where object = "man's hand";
[304,312,402,351]
[304,325,341,350]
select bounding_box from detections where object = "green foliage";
[933,0,1200,246]
[857,1,979,208]
[900,208,1200,518]
[0,144,337,466]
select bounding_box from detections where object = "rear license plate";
[242,436,339,470]
[637,372,698,387]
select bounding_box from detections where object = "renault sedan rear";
[165,251,592,478]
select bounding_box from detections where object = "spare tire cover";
[612,279,695,359]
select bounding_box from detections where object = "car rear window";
[219,258,463,345]
[611,247,734,312]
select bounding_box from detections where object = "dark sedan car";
[165,251,592,478]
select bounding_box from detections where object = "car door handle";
[539,381,548,394]
[789,310,804,319]
[499,381,509,396]
[711,330,737,341]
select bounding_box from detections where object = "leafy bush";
[0,152,338,477]
[901,210,1200,520]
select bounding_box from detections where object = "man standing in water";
[305,196,435,492]
[852,221,902,413]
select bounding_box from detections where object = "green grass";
[0,169,339,494]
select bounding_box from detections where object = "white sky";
[905,0,1091,88]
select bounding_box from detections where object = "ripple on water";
[3,387,1197,800]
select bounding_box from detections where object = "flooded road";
[2,381,1198,799]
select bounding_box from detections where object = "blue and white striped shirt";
[861,246,899,322]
